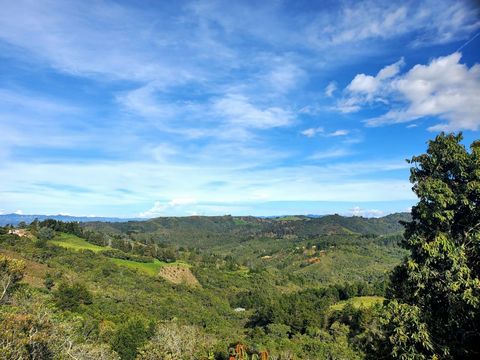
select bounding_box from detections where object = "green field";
[275,216,304,221]
[330,296,384,311]
[111,258,191,276]
[50,233,192,276]
[50,233,106,252]
[110,258,164,276]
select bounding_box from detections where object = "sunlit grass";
[111,258,191,276]
[51,232,191,276]
[51,233,105,252]
[110,258,164,276]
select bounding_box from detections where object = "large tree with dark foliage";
[379,133,480,359]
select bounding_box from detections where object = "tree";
[383,133,480,359]
[54,282,93,311]
[0,312,53,359]
[0,255,25,303]
[110,318,153,360]
[136,321,214,360]
[37,226,55,241]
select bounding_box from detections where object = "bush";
[54,282,92,311]
[0,255,25,303]
[136,321,214,360]
[110,318,153,360]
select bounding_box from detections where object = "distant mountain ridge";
[82,212,411,248]
[1,212,411,250]
[0,213,140,226]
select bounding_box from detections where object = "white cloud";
[347,74,379,95]
[301,127,324,137]
[265,62,305,92]
[213,94,294,129]
[345,57,404,100]
[0,155,414,217]
[139,197,197,218]
[325,82,337,97]
[329,129,349,137]
[0,89,78,114]
[301,128,348,138]
[0,1,204,85]
[339,52,480,131]
[337,58,404,112]
[350,206,384,218]
[307,1,479,48]
[139,201,167,218]
[149,143,178,162]
[14,210,23,215]
[336,97,362,113]
[364,52,480,131]
[117,84,177,120]
[168,197,197,206]
[309,148,351,161]
[377,57,405,79]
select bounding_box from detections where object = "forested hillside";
[82,212,410,248]
[1,213,407,359]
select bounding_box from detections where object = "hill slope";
[83,213,410,248]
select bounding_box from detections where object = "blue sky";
[1,0,479,218]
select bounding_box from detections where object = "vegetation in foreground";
[1,133,479,359]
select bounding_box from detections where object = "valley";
[0,213,408,359]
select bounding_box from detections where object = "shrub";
[54,282,92,311]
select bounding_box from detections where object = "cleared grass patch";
[51,232,191,276]
[51,233,105,252]
[111,258,190,276]
[111,258,163,276]
[330,296,384,311]
[275,216,304,221]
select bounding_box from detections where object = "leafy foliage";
[110,318,154,360]
[38,226,55,241]
[382,133,480,359]
[54,282,93,312]
[0,254,25,303]
[136,321,214,360]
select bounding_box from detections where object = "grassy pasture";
[50,233,190,276]
[110,258,164,276]
[111,258,191,276]
[51,233,106,252]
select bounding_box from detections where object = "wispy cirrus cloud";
[308,148,351,161]
[212,94,294,129]
[301,128,349,138]
[305,0,479,48]
[325,82,337,97]
[0,154,413,215]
